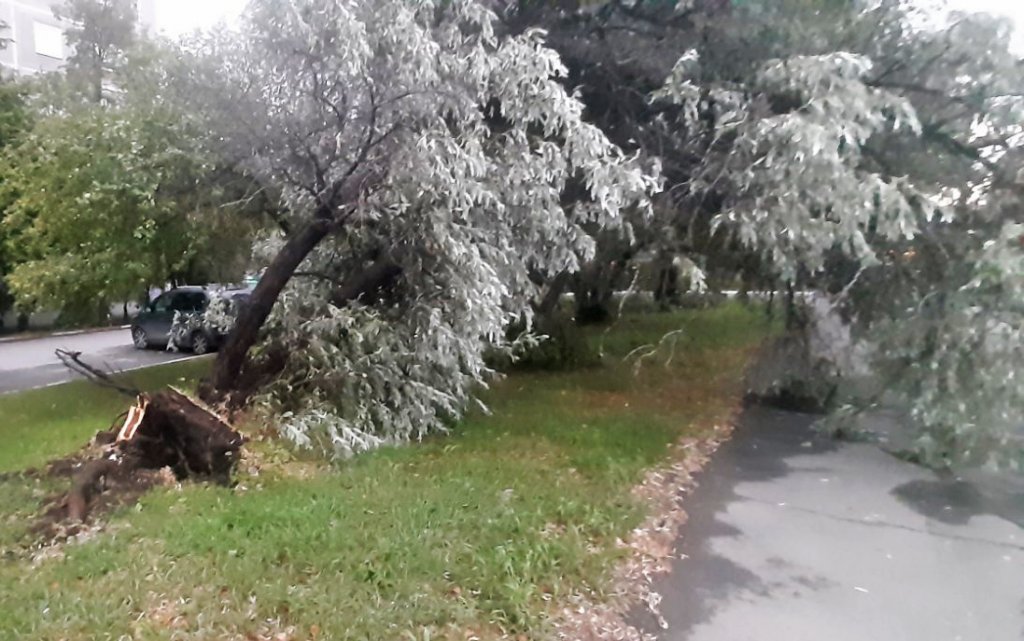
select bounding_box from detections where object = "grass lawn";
[0,305,773,641]
[0,357,214,473]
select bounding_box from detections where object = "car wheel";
[191,331,211,356]
[131,326,149,350]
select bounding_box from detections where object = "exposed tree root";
[33,351,246,538]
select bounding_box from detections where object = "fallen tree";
[166,0,657,456]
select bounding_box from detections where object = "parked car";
[131,286,250,354]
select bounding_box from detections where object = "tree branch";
[329,256,403,308]
[56,349,140,398]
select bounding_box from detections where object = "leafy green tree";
[0,99,254,325]
[0,8,261,327]
[0,82,31,330]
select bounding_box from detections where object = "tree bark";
[536,270,571,316]
[785,281,801,330]
[201,170,382,405]
[203,218,332,403]
[573,258,627,325]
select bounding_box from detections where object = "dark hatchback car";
[131,286,250,354]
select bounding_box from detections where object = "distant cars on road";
[131,286,250,354]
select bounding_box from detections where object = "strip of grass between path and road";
[0,305,775,641]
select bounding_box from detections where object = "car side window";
[169,293,188,312]
[171,292,208,313]
[152,293,173,312]
[187,293,209,312]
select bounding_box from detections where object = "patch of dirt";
[549,412,739,641]
[32,453,179,543]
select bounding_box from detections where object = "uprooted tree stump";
[46,351,244,527]
[58,389,245,524]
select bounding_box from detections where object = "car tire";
[191,331,211,356]
[131,326,150,350]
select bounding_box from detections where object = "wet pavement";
[633,406,1024,641]
[0,329,196,394]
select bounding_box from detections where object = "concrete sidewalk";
[633,407,1024,641]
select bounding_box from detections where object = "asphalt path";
[632,406,1024,641]
[0,328,196,395]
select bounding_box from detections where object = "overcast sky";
[151,0,248,36]
[944,0,1024,50]
[150,0,1024,49]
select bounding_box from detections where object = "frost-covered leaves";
[197,0,659,456]
[656,49,932,279]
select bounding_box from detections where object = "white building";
[0,0,156,76]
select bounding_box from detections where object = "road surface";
[0,328,196,394]
[633,406,1024,641]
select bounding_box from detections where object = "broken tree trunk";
[50,350,244,526]
[59,389,244,524]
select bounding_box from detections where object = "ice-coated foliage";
[655,49,932,280]
[192,0,659,456]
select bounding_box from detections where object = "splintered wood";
[117,396,150,442]
[54,389,243,525]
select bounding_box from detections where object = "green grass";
[0,358,214,564]
[0,358,213,473]
[0,305,773,641]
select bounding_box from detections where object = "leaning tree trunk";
[202,170,382,406]
[203,218,332,404]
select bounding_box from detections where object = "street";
[0,328,196,395]
[634,406,1024,641]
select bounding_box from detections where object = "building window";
[33,22,64,60]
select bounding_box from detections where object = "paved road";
[633,406,1024,641]
[0,329,196,394]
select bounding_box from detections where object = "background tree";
[0,14,262,326]
[499,0,1024,466]
[55,0,138,103]
[0,98,255,325]
[0,81,30,331]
